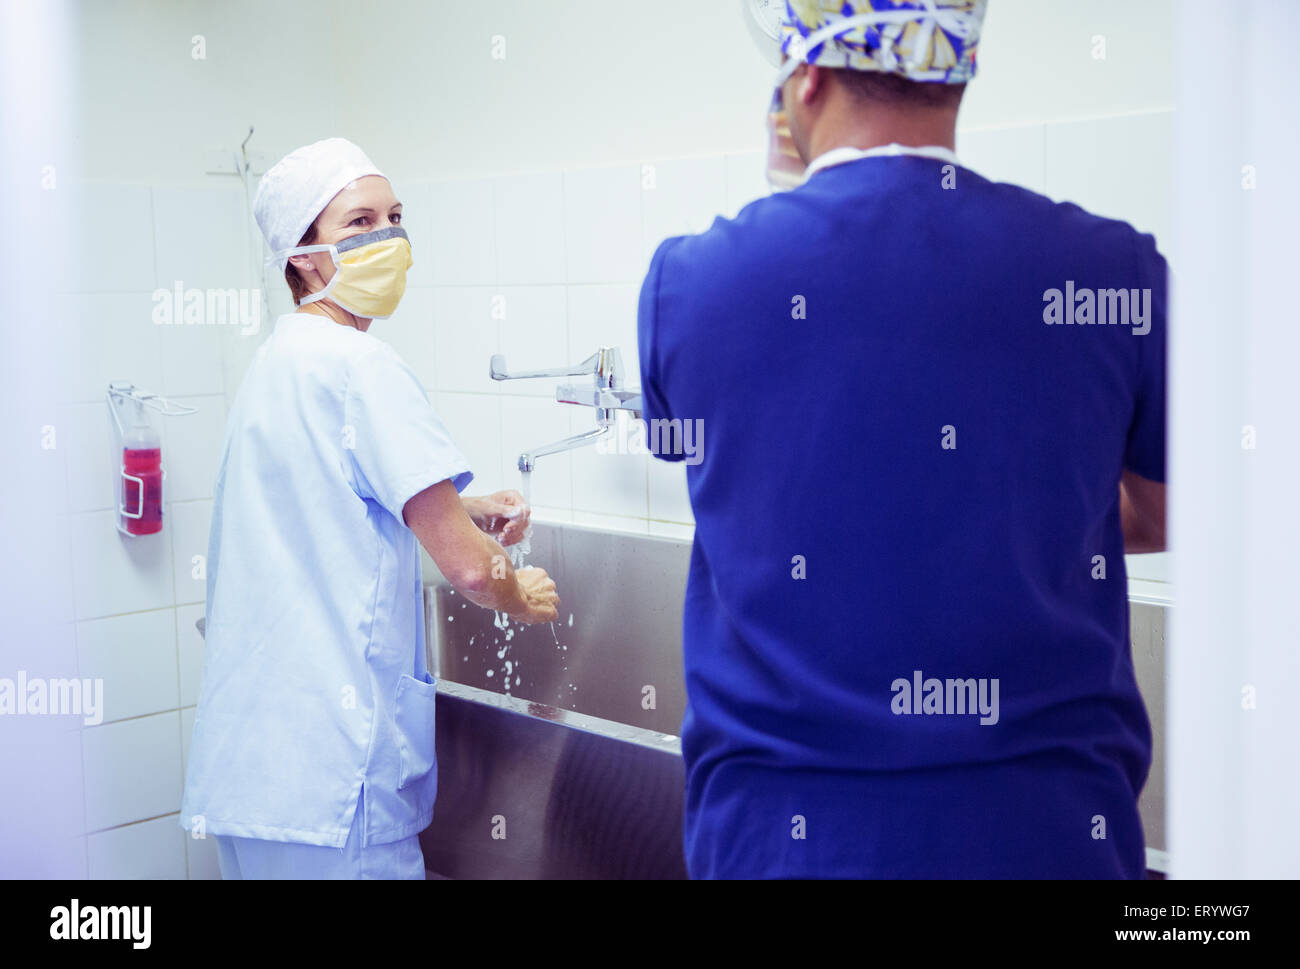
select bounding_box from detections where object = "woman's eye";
[390,213,402,224]
[349,216,368,227]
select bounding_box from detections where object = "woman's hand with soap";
[462,490,531,547]
[512,566,560,625]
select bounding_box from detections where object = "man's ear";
[797,63,826,106]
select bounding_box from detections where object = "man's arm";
[638,237,686,461]
[1120,469,1166,554]
[403,480,558,623]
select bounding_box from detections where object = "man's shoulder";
[647,192,798,288]
[954,166,1167,268]
[646,161,1166,295]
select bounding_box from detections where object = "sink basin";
[427,522,690,734]
[420,521,691,878]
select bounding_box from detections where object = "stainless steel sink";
[418,520,1171,878]
[421,683,686,879]
[427,522,690,734]
[420,522,691,879]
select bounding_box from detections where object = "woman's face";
[292,174,402,292]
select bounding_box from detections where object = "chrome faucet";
[489,346,643,472]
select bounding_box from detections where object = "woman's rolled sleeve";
[344,343,473,520]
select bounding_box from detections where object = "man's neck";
[804,108,958,163]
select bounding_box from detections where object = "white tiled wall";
[50,180,253,879]
[958,123,1047,195]
[54,106,1171,878]
[372,151,758,546]
[562,166,644,284]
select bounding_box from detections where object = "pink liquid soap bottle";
[120,416,163,536]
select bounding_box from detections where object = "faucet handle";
[490,351,602,382]
[556,385,642,416]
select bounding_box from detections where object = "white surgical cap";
[253,137,386,272]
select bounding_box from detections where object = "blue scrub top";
[180,313,472,848]
[638,156,1167,878]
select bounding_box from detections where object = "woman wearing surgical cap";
[179,137,560,880]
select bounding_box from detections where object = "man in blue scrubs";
[639,0,1168,878]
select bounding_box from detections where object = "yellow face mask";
[282,226,413,320]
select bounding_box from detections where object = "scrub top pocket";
[394,671,438,790]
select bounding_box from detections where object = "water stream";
[473,468,571,697]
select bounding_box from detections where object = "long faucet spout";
[518,426,612,472]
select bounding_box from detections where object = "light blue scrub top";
[180,312,472,848]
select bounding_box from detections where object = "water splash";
[512,469,559,644]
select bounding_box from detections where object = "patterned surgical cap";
[781,0,987,84]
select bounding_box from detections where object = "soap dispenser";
[106,382,197,538]
[120,404,163,536]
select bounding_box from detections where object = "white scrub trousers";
[214,786,427,880]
